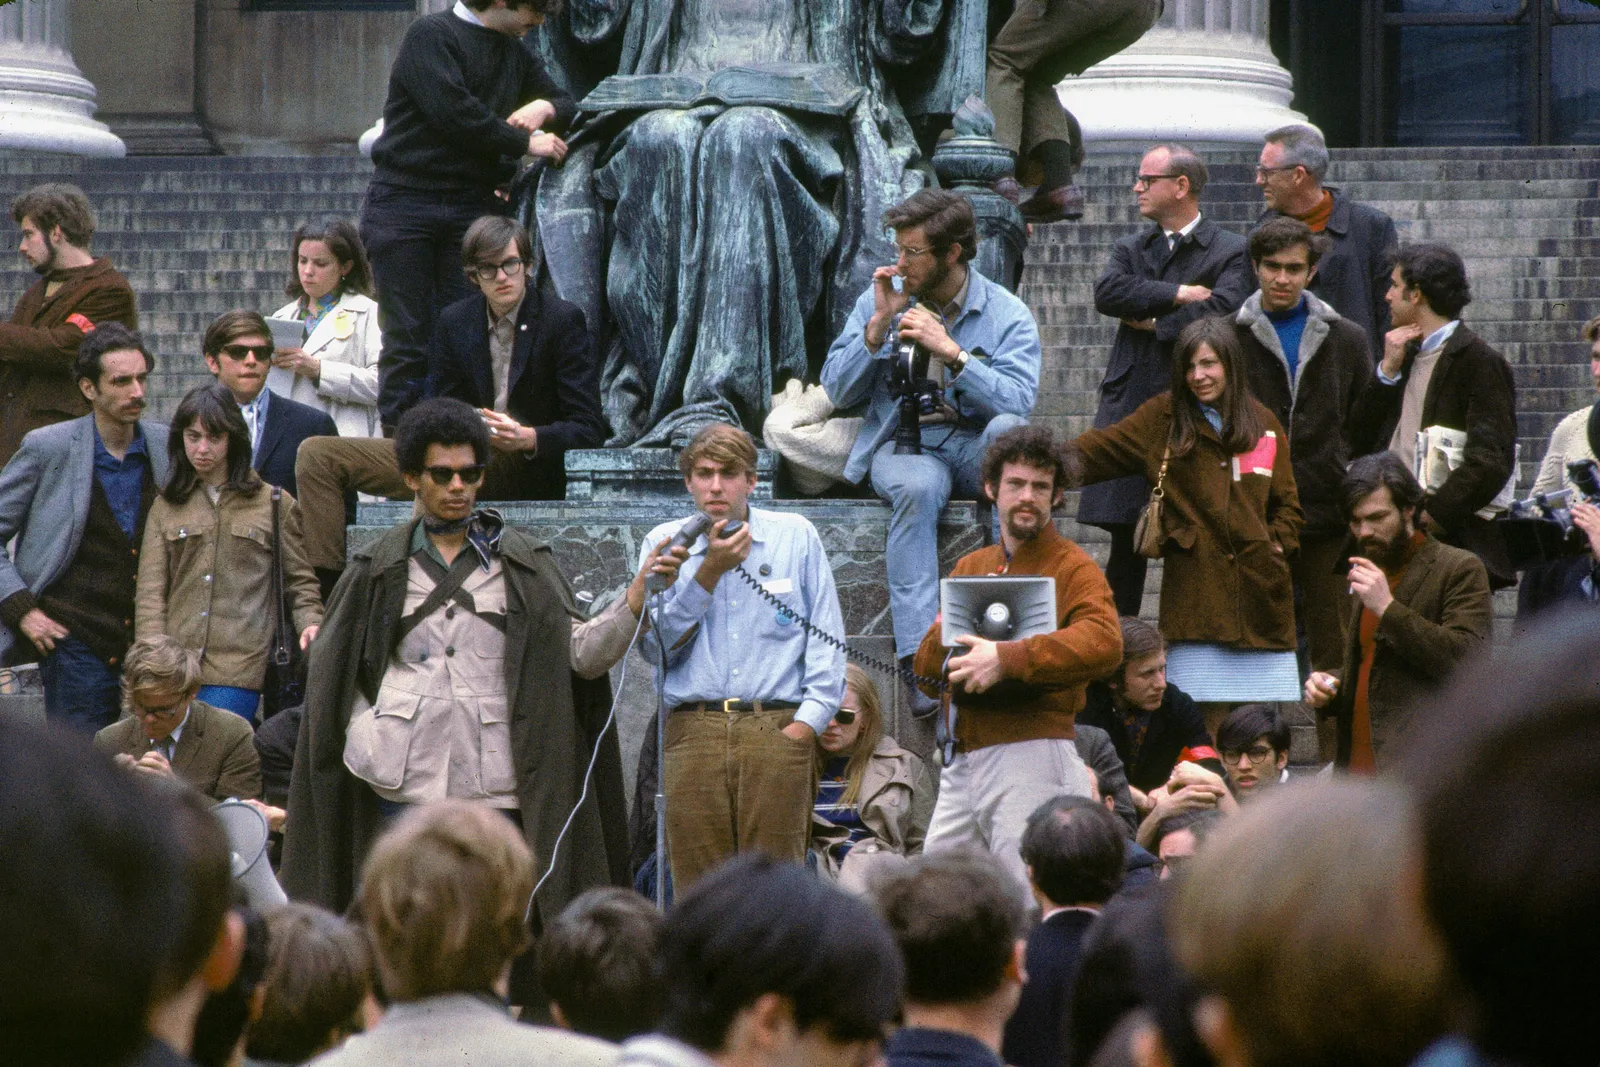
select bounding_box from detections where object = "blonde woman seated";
[811,664,935,889]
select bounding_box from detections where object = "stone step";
[1373,199,1600,220]
[0,173,373,194]
[1326,159,1600,182]
[1330,145,1599,160]
[1025,319,1598,346]
[1017,217,1600,244]
[1019,260,1600,290]
[0,152,374,173]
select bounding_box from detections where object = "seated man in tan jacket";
[914,425,1122,893]
[94,635,262,801]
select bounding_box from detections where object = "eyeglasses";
[831,708,858,726]
[1134,173,1182,189]
[1254,164,1300,179]
[422,464,487,487]
[471,257,526,283]
[134,696,189,719]
[893,243,933,260]
[220,343,272,362]
[1220,744,1276,766]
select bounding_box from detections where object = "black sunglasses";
[422,464,487,487]
[831,708,858,726]
[220,343,272,362]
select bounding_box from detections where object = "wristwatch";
[953,349,971,374]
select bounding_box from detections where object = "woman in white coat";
[269,219,382,438]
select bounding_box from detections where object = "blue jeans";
[870,414,1028,659]
[39,635,122,735]
[197,685,260,723]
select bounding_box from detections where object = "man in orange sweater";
[914,425,1122,890]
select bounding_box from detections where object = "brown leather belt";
[675,699,801,714]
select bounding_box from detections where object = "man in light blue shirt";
[821,190,1038,716]
[642,423,845,891]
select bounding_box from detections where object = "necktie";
[1166,231,1179,251]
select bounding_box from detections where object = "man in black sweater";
[363,0,573,434]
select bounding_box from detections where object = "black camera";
[1502,458,1600,564]
[887,307,945,456]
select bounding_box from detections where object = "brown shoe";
[992,177,1023,204]
[1020,184,1086,223]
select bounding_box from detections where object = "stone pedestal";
[352,496,988,800]
[1057,0,1305,150]
[564,448,780,502]
[0,0,124,156]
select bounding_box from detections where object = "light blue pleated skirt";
[1164,643,1302,702]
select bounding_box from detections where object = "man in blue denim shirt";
[822,190,1039,715]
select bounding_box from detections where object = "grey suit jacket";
[0,414,170,658]
[311,993,618,1067]
[94,699,262,801]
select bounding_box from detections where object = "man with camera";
[822,189,1038,717]
[1302,452,1490,772]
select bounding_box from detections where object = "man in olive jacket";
[281,400,629,924]
[1304,453,1490,770]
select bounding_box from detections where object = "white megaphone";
[213,799,288,910]
[939,576,1058,647]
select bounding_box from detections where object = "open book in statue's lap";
[536,0,964,448]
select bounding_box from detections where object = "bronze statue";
[534,0,987,447]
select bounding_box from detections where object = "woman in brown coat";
[136,383,322,722]
[1069,317,1303,724]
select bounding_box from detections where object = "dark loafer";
[1020,184,1086,223]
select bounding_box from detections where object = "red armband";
[65,314,95,334]
[1179,745,1220,765]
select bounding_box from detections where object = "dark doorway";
[1361,0,1600,145]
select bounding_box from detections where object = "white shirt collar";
[1420,320,1461,354]
[1166,212,1203,244]
[452,0,485,24]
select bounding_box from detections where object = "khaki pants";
[924,737,1092,895]
[663,708,817,892]
[987,0,1162,157]
[294,436,544,571]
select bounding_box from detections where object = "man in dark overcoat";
[281,399,630,925]
[1084,144,1254,615]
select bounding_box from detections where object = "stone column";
[1057,0,1305,150]
[0,0,124,156]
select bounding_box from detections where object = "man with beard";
[1303,451,1490,772]
[0,323,169,733]
[2,184,138,467]
[823,190,1037,718]
[911,426,1121,892]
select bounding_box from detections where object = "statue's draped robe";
[537,0,949,446]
